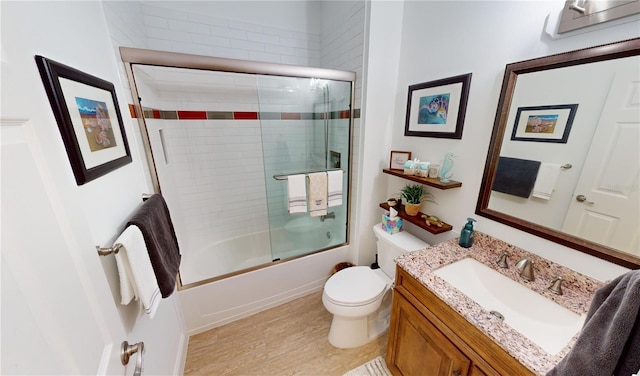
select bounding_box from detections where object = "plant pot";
[404,203,421,216]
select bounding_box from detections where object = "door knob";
[576,195,594,204]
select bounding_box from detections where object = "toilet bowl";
[322,225,428,348]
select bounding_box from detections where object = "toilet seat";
[324,266,389,307]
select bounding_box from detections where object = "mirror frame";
[476,38,640,269]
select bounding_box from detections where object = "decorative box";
[403,160,415,176]
[382,214,403,234]
[414,162,431,177]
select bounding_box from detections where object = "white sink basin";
[433,257,585,355]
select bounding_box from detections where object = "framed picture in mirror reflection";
[511,104,578,143]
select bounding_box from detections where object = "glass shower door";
[257,75,352,261]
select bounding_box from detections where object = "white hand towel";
[532,163,561,200]
[114,225,161,318]
[327,170,343,207]
[287,174,308,214]
[308,172,328,217]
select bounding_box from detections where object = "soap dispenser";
[459,218,476,248]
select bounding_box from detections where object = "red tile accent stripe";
[127,104,361,119]
[129,104,137,118]
[234,112,259,120]
[178,111,207,120]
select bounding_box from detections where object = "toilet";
[322,224,429,348]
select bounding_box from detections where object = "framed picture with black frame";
[404,73,472,139]
[510,104,578,143]
[36,55,132,185]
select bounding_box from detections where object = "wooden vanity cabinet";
[386,267,535,376]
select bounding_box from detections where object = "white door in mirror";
[562,59,640,256]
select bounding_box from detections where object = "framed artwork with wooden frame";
[390,150,412,170]
[36,55,132,185]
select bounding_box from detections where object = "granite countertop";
[395,231,604,375]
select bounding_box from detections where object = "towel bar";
[97,193,155,256]
[273,168,342,181]
[96,243,123,256]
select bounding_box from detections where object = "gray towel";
[547,270,640,376]
[127,194,181,298]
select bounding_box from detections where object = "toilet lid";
[324,266,388,306]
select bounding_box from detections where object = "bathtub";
[179,216,342,286]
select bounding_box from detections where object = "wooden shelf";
[383,169,462,190]
[380,203,452,235]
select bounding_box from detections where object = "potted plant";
[399,184,437,216]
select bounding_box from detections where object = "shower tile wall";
[103,0,365,253]
[140,3,321,67]
[136,67,329,257]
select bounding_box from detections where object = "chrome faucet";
[320,212,335,222]
[548,276,564,295]
[496,252,509,268]
[515,258,535,281]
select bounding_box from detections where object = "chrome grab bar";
[273,168,342,181]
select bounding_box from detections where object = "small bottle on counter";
[459,218,477,248]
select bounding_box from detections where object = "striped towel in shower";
[327,170,343,207]
[287,174,307,214]
[308,172,328,217]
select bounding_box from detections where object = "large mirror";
[476,38,640,269]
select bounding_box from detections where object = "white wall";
[356,0,405,265]
[1,1,186,374]
[363,1,638,281]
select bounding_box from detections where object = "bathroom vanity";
[385,232,603,376]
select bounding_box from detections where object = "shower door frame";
[120,47,356,288]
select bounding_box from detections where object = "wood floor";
[184,290,389,375]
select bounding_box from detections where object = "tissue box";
[382,214,403,234]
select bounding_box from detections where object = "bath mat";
[343,356,392,376]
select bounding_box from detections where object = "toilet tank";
[373,225,429,280]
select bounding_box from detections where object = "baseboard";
[186,280,325,336]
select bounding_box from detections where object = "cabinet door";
[387,293,471,376]
[469,365,488,376]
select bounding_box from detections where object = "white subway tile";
[191,33,231,48]
[146,26,191,42]
[211,46,250,60]
[248,51,281,64]
[143,14,168,29]
[142,4,188,21]
[210,25,247,40]
[228,20,264,33]
[187,13,228,28]
[168,19,210,34]
[231,39,265,52]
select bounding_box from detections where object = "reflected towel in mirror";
[492,157,541,198]
[532,163,561,200]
